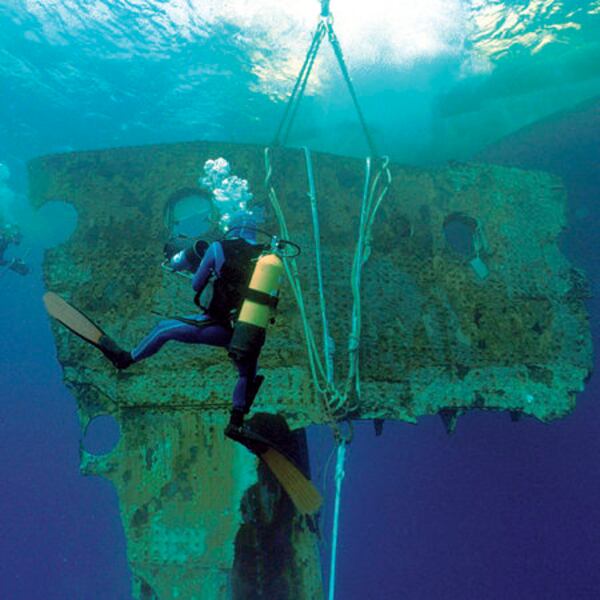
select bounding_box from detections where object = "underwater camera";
[162,235,209,277]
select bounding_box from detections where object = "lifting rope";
[304,147,335,384]
[264,149,390,421]
[328,439,347,600]
[265,2,392,598]
[272,0,378,157]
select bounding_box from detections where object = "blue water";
[1,1,599,598]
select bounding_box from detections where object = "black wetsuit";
[130,238,263,412]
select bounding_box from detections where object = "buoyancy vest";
[207,238,264,322]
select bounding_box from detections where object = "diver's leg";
[232,355,258,412]
[227,354,260,432]
[131,316,231,362]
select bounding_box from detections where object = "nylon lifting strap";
[304,147,335,384]
[272,0,378,158]
[264,148,391,418]
[267,0,391,419]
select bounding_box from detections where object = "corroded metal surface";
[30,141,592,598]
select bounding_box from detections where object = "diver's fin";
[224,424,273,455]
[43,291,132,369]
[43,291,105,347]
[225,425,322,514]
[261,447,323,515]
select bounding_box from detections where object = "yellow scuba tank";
[228,244,284,361]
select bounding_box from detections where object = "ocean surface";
[1,1,599,598]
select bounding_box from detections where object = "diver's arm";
[192,241,225,293]
[192,246,215,293]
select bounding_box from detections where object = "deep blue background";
[0,261,132,599]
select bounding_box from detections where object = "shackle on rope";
[321,0,331,18]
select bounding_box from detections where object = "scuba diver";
[0,223,29,276]
[43,160,322,513]
[103,212,271,437]
[45,158,283,439]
